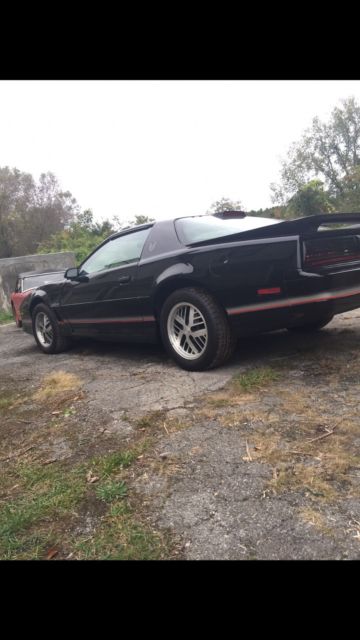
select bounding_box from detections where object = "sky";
[1,80,360,223]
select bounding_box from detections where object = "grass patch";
[0,388,23,413]
[165,417,191,432]
[72,445,177,559]
[135,410,166,431]
[0,311,13,325]
[269,462,337,500]
[33,371,82,402]
[91,449,139,477]
[204,367,280,412]
[73,505,172,560]
[298,507,333,535]
[232,366,280,393]
[87,442,150,486]
[0,395,16,411]
[3,531,55,560]
[73,444,178,559]
[0,438,176,560]
[207,397,230,408]
[133,410,191,436]
[0,462,85,559]
[96,480,127,503]
[244,409,360,502]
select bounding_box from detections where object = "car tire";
[287,314,334,332]
[159,288,236,371]
[32,303,71,354]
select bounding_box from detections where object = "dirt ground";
[1,311,360,560]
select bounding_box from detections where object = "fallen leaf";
[51,411,61,415]
[46,548,59,560]
[86,471,99,484]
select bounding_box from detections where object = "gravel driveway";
[1,312,360,559]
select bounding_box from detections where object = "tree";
[112,214,155,230]
[0,167,79,258]
[130,214,155,226]
[38,210,116,264]
[286,180,334,218]
[208,197,244,214]
[246,205,287,219]
[39,212,157,265]
[335,166,360,212]
[271,97,360,208]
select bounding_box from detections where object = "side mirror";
[65,267,80,280]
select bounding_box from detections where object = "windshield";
[23,273,64,291]
[175,215,280,245]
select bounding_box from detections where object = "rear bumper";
[227,282,360,334]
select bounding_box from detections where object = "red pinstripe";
[227,285,360,316]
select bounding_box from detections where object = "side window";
[80,228,151,275]
[15,279,22,293]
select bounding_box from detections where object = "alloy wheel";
[167,302,208,360]
[35,311,54,347]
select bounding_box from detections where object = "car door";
[59,227,152,336]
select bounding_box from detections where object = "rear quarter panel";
[138,232,300,331]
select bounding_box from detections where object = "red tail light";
[303,235,360,270]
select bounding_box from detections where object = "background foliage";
[2,96,360,262]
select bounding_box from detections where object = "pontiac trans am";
[20,211,360,370]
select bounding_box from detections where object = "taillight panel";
[303,235,360,271]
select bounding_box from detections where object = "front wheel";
[160,288,236,371]
[32,303,71,354]
[287,314,334,332]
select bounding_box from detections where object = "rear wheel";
[287,314,334,332]
[32,303,70,354]
[160,288,236,371]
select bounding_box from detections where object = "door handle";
[118,275,131,284]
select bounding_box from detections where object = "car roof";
[107,214,279,240]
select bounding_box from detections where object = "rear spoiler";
[190,212,360,246]
[262,212,360,237]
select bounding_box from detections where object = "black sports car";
[21,210,360,370]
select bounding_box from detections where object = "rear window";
[175,215,280,245]
[22,273,63,291]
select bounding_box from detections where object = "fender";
[20,289,50,335]
[28,288,51,314]
[24,287,72,336]
[151,262,204,313]
[155,262,194,287]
